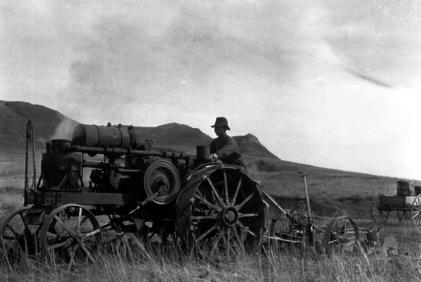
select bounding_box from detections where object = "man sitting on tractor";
[209,117,244,167]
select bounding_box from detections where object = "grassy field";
[245,157,402,199]
[0,227,420,282]
[1,186,421,281]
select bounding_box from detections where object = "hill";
[0,101,277,159]
[234,134,279,160]
[0,100,78,152]
[131,123,212,155]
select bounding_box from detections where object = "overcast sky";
[1,0,421,179]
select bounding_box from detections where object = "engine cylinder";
[72,124,131,148]
[72,124,149,149]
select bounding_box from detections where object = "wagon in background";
[371,180,421,226]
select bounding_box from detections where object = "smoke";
[50,118,78,141]
[59,1,315,125]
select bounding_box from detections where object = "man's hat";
[211,117,230,130]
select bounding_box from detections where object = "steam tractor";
[0,121,266,263]
[1,121,363,265]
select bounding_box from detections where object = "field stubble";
[1,234,421,282]
[1,187,421,281]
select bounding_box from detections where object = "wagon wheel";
[0,207,38,267]
[411,195,421,226]
[370,197,389,225]
[176,167,266,258]
[323,216,359,255]
[39,204,101,265]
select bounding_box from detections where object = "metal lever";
[24,121,37,206]
[128,192,160,216]
[297,171,312,222]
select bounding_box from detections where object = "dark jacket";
[210,135,244,166]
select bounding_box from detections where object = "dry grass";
[1,239,421,282]
[1,184,421,281]
[0,187,24,222]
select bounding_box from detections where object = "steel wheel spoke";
[236,192,255,210]
[328,239,340,245]
[231,178,242,205]
[226,228,237,256]
[68,247,77,268]
[48,238,73,251]
[210,231,224,256]
[77,207,83,232]
[224,229,229,257]
[68,257,75,269]
[237,221,256,237]
[54,215,77,238]
[238,213,259,218]
[77,239,95,263]
[196,223,219,242]
[232,228,244,251]
[82,228,101,238]
[223,170,229,204]
[194,195,222,212]
[191,215,218,220]
[204,176,224,207]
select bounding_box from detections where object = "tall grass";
[1,236,421,282]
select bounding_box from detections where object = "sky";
[1,0,421,179]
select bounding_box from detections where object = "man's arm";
[215,137,239,158]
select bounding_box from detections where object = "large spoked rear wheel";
[39,204,101,266]
[176,166,266,258]
[0,208,38,268]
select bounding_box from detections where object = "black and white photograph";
[0,1,420,281]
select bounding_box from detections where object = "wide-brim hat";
[211,117,230,130]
